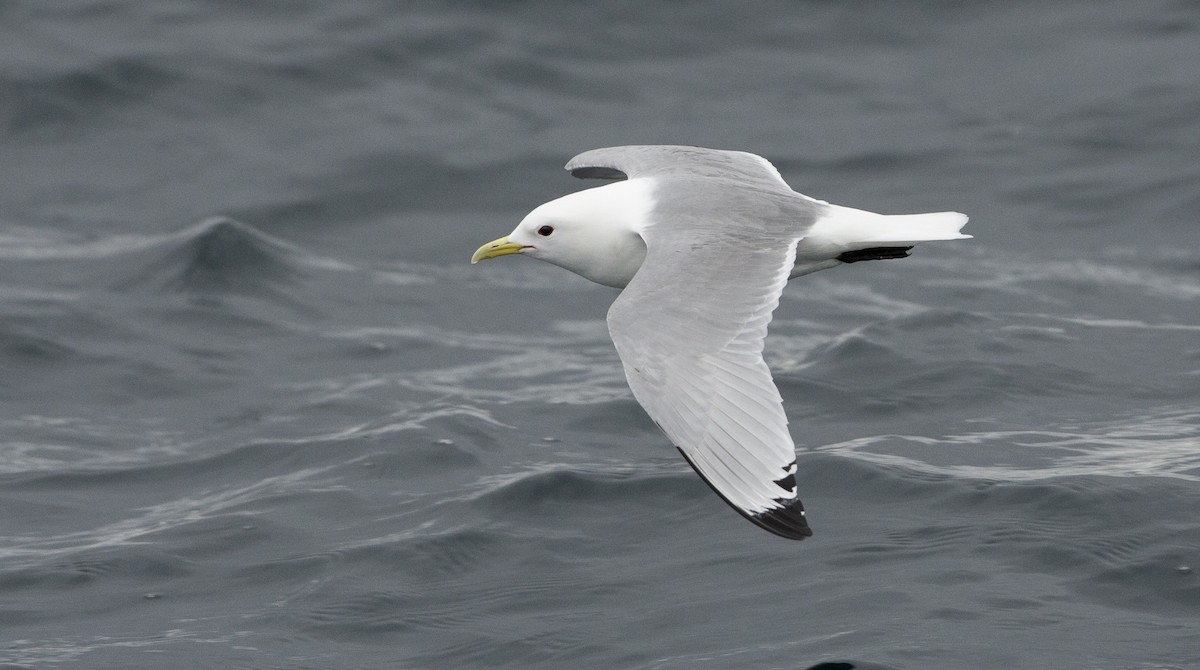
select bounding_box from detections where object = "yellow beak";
[471,236,526,264]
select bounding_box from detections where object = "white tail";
[791,203,970,277]
[797,204,969,257]
[854,211,971,245]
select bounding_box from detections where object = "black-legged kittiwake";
[471,145,970,540]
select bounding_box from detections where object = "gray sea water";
[2,2,1199,668]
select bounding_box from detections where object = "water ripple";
[824,406,1200,481]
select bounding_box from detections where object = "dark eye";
[537,225,554,237]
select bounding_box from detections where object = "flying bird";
[471,145,969,540]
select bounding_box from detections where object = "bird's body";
[472,146,970,540]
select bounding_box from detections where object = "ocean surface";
[2,2,1198,668]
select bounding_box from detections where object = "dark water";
[2,1,1199,668]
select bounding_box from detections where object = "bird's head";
[471,181,652,289]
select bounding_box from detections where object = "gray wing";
[606,183,814,539]
[566,145,793,191]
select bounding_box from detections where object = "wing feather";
[567,145,793,191]
[564,148,819,539]
[607,213,813,539]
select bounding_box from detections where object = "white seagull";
[471,146,969,540]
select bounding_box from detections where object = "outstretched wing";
[567,145,793,191]
[605,172,815,539]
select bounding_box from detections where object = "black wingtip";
[750,499,813,540]
[570,166,628,180]
[676,448,813,541]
